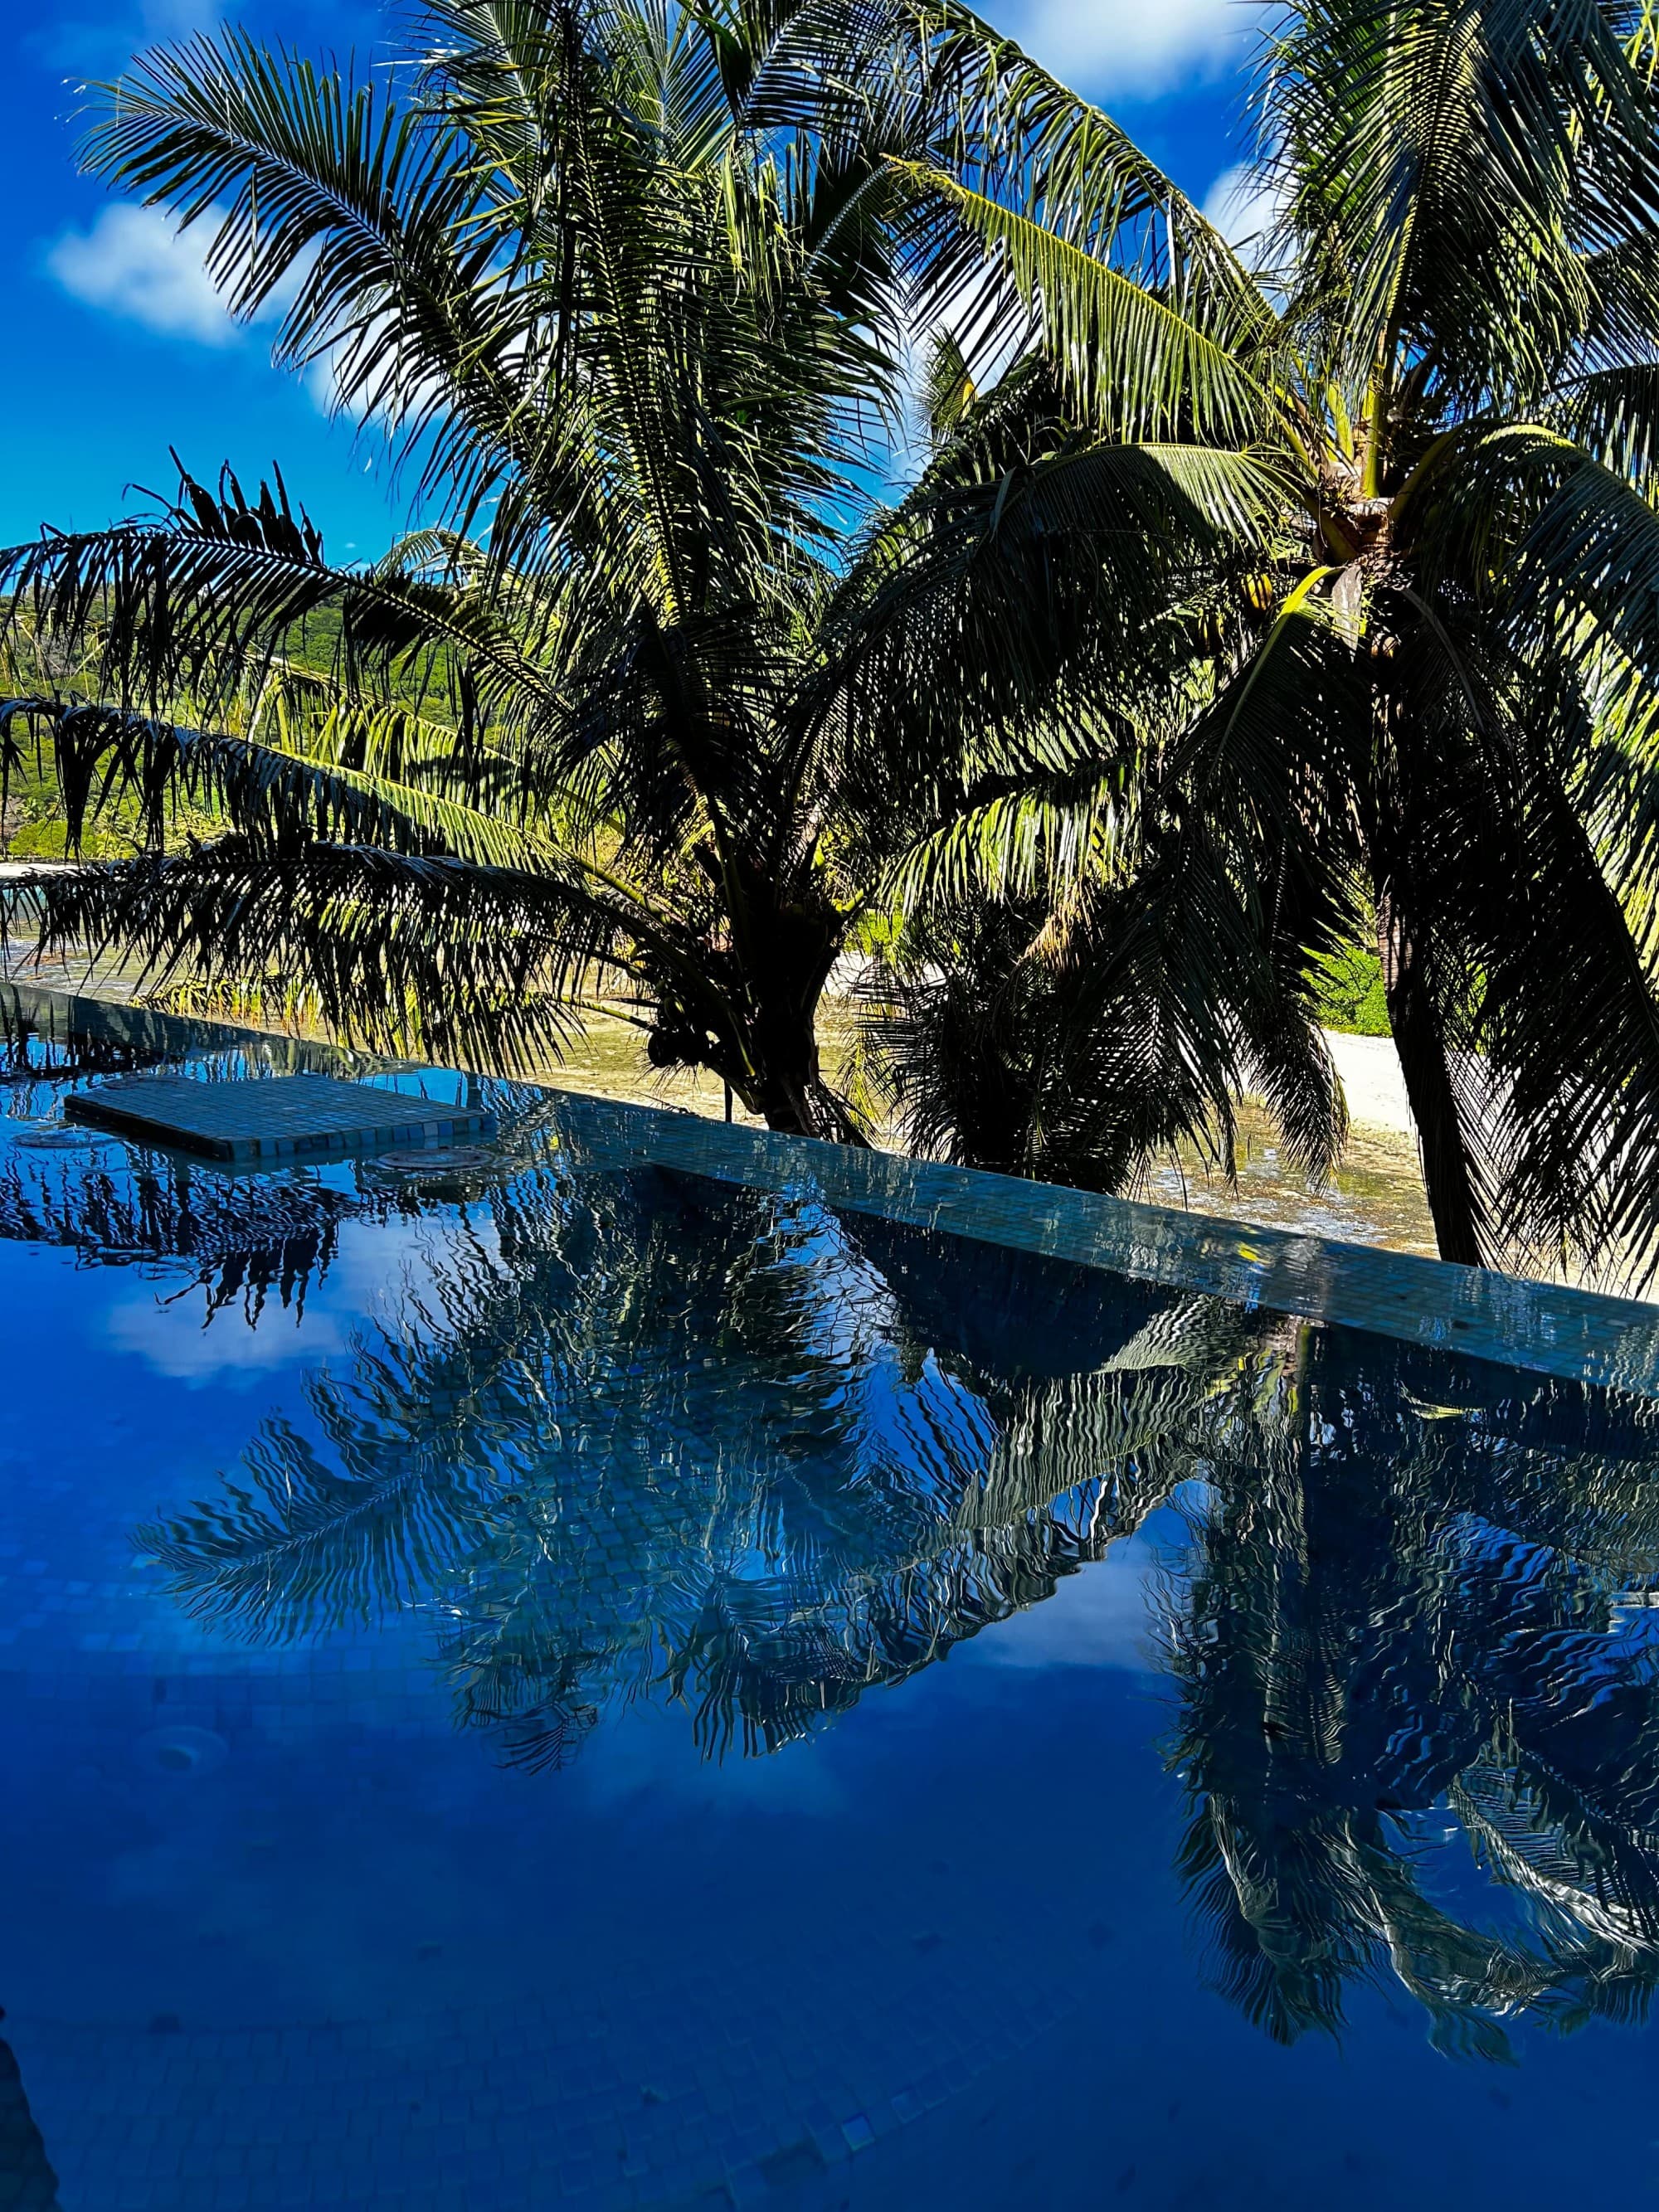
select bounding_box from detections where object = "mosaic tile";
[64,1073,494,1164]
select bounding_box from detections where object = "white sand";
[1323,1028,1416,1138]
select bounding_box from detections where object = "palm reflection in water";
[1170,1334,1659,2057]
[110,1149,1659,2059]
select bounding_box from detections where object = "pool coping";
[7,975,1659,1397]
[545,1090,1659,1396]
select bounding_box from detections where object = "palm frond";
[893,163,1281,446]
[10,840,624,1066]
[1267,0,1659,411]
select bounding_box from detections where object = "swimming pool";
[3,982,1658,2210]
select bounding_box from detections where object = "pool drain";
[370,1145,505,1181]
[13,1122,119,1150]
[134,1726,229,1777]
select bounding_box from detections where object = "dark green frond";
[9,841,620,1067]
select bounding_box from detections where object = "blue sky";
[0,0,1263,562]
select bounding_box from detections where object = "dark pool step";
[64,1072,494,1164]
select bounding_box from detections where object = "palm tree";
[821,0,1659,1276]
[853,885,1342,1194]
[0,0,1316,1152]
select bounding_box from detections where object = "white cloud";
[46,203,242,348]
[304,338,357,420]
[43,202,350,421]
[102,1214,450,1388]
[1006,0,1266,98]
[1201,159,1286,268]
[303,316,465,440]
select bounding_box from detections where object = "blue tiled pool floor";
[3,983,1659,2209]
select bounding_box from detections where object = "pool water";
[2,1003,1658,2210]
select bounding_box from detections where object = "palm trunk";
[1375,894,1484,1266]
[718,878,864,1144]
[737,998,871,1145]
[745,1004,833,1138]
[663,975,854,1144]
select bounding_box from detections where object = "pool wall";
[8,974,1658,1396]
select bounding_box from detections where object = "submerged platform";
[64,1072,494,1164]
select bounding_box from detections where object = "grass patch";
[1311,944,1391,1038]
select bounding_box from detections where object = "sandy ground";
[1325,1028,1418,1136]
